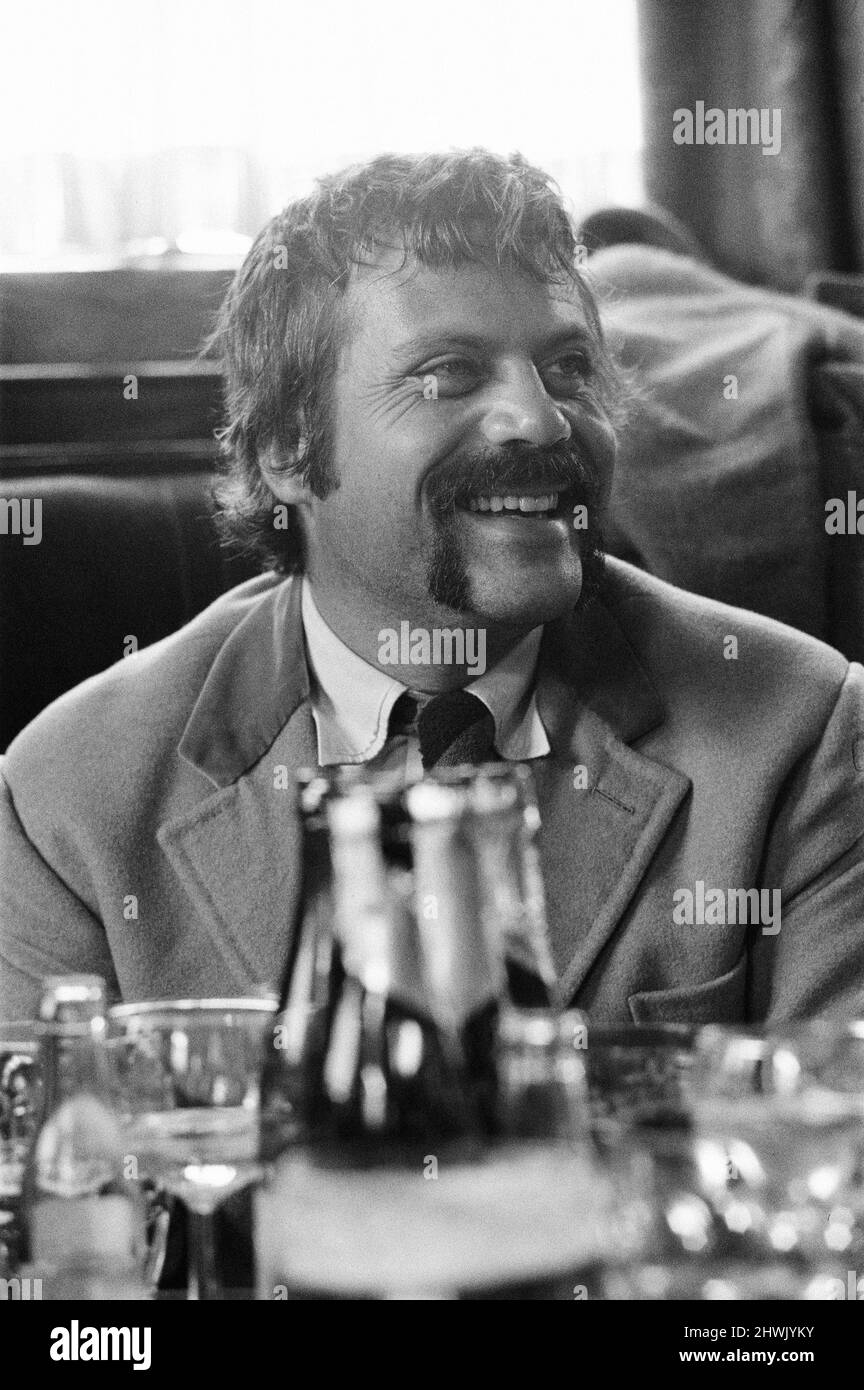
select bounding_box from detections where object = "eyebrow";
[393,324,598,365]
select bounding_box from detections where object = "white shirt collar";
[300,579,551,766]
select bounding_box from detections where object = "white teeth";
[518,493,558,512]
[466,491,560,514]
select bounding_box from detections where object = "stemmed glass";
[109,998,276,1300]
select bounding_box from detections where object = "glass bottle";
[254,779,492,1298]
[23,975,147,1299]
[259,772,341,1164]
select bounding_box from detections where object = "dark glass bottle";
[258,773,341,1163]
[260,772,486,1165]
[314,781,482,1156]
[255,779,498,1298]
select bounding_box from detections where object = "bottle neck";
[411,812,502,1032]
[40,1023,109,1114]
[330,813,432,1022]
[277,815,335,1014]
[473,803,556,1007]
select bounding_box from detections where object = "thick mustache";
[425,443,599,513]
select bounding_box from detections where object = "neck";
[305,578,534,692]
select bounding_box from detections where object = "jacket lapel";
[534,590,691,1005]
[158,577,317,991]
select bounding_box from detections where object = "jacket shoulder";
[601,558,851,723]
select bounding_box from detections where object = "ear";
[259,436,314,506]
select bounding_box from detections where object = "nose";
[479,363,571,449]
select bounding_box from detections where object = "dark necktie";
[389,689,499,770]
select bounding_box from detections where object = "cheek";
[334,403,455,513]
[569,406,618,499]
[315,439,421,560]
[333,451,414,527]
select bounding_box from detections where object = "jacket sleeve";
[752,661,864,1020]
[0,762,119,1021]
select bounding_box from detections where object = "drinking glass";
[109,998,276,1300]
[0,1023,41,1277]
[585,1021,864,1299]
[583,1022,698,1141]
[683,1022,864,1293]
[578,1022,728,1298]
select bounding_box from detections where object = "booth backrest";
[0,349,258,750]
[0,466,257,750]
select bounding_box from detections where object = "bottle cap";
[39,976,107,1028]
[405,779,469,822]
[327,784,381,838]
[296,772,335,818]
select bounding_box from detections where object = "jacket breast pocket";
[627,951,748,1025]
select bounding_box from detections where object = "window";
[0,0,643,267]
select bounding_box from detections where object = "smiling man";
[1,150,863,1022]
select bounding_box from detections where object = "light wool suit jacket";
[2,559,863,1025]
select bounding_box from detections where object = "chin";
[467,564,586,628]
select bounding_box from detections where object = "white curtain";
[0,0,643,263]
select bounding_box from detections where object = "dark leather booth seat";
[0,467,256,751]
[0,356,258,751]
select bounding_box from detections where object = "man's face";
[300,251,617,634]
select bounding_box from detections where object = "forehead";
[341,248,593,355]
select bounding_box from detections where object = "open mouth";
[461,490,565,520]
